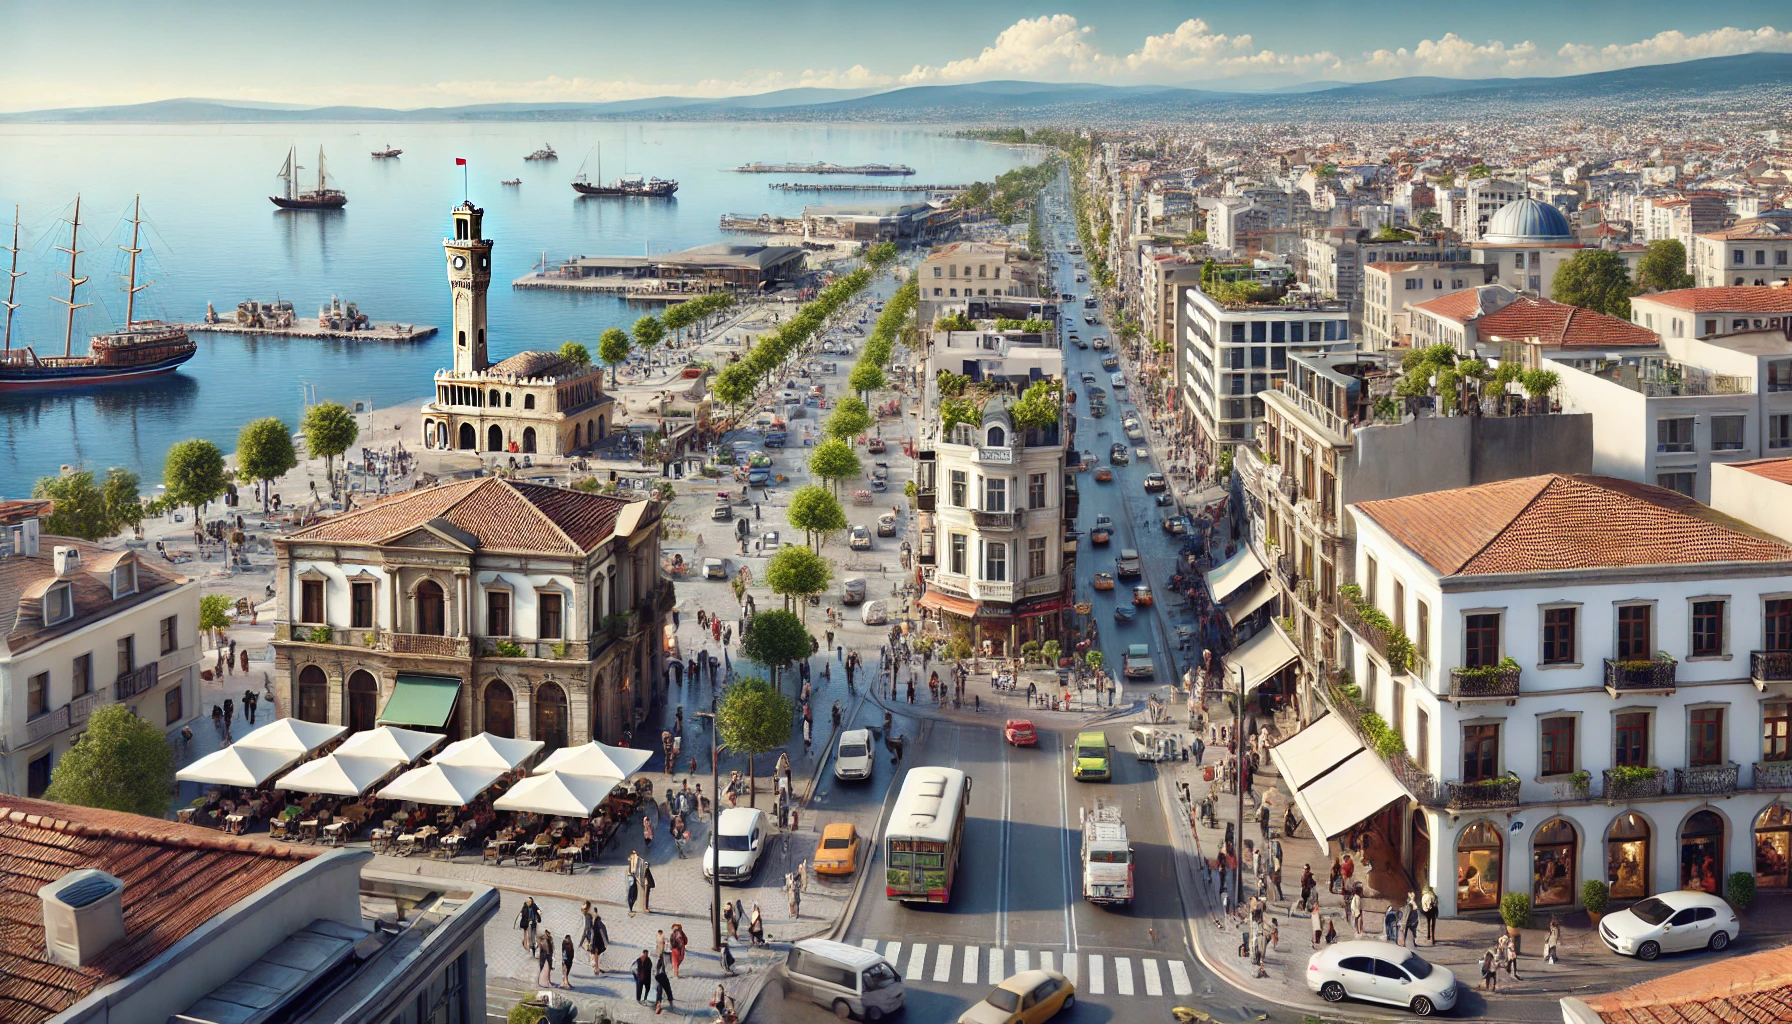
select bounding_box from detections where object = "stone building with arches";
[270,476,672,751]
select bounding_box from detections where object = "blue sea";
[0,121,1027,495]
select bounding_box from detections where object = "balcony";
[69,688,107,726]
[1273,554,1298,593]
[1448,662,1522,703]
[1023,575,1064,599]
[932,572,972,598]
[1604,655,1678,696]
[1441,773,1523,811]
[1337,599,1401,670]
[1295,496,1341,537]
[477,638,591,661]
[1674,762,1739,797]
[115,660,160,700]
[284,625,378,649]
[377,633,472,659]
[1602,766,1667,801]
[25,705,71,744]
[1754,760,1792,791]
[1752,650,1792,690]
[972,580,1014,602]
[915,488,936,512]
[1294,578,1333,614]
[973,510,1019,530]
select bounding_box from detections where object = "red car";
[1005,719,1038,746]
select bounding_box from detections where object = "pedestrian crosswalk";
[850,939,1195,998]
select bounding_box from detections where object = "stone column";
[514,677,533,741]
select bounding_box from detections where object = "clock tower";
[444,200,492,374]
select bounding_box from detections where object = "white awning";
[533,741,652,779]
[1223,579,1278,626]
[233,718,347,759]
[493,771,625,817]
[177,746,297,788]
[1227,623,1300,692]
[335,726,445,765]
[1270,715,1411,841]
[432,733,545,771]
[376,763,505,807]
[276,754,405,797]
[1204,547,1266,605]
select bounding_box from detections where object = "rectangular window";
[27,753,51,799]
[116,635,134,678]
[1464,613,1500,668]
[487,590,511,637]
[27,672,48,718]
[1656,471,1695,496]
[1768,599,1792,652]
[1765,702,1791,763]
[165,685,183,726]
[1415,601,1430,664]
[538,592,563,640]
[1462,723,1500,782]
[1734,249,1745,265]
[1027,537,1047,578]
[350,580,375,629]
[1540,717,1575,776]
[950,533,967,575]
[1657,417,1694,453]
[1390,679,1404,737]
[1711,415,1746,451]
[72,653,92,697]
[44,583,72,624]
[1028,473,1047,510]
[301,578,325,624]
[1771,414,1792,449]
[1617,604,1652,660]
[1689,707,1724,766]
[984,478,1006,513]
[1615,712,1649,766]
[160,614,178,655]
[949,471,967,507]
[1691,600,1725,657]
[984,541,1006,582]
[1392,580,1406,633]
[1416,707,1429,766]
[1364,556,1378,605]
[1542,607,1577,665]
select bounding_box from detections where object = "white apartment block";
[1177,285,1353,451]
[1632,286,1792,341]
[1693,210,1792,289]
[1362,262,1494,350]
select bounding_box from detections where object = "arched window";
[1532,818,1577,907]
[346,670,379,733]
[487,424,504,452]
[522,427,536,453]
[296,665,329,724]
[1608,811,1651,899]
[1680,809,1726,894]
[436,421,448,449]
[1756,804,1792,889]
[504,392,512,408]
[415,580,446,636]
[595,416,605,439]
[458,423,476,450]
[1456,819,1502,911]
[483,680,515,738]
[524,394,536,410]
[986,425,1006,447]
[488,389,500,407]
[535,682,568,752]
[573,423,582,448]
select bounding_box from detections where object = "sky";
[4,0,1792,110]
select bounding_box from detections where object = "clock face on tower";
[452,255,467,270]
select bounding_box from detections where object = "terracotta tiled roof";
[287,477,638,555]
[1636,286,1792,314]
[1353,474,1792,576]
[1580,944,1792,1024]
[1697,210,1792,240]
[0,544,187,655]
[1409,289,1491,324]
[0,500,52,526]
[1476,295,1659,348]
[0,797,317,1023]
[486,350,580,379]
[1729,458,1792,486]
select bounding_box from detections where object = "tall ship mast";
[270,145,348,209]
[571,142,678,198]
[2,204,23,354]
[0,195,196,390]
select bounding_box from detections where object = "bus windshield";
[1087,849,1129,863]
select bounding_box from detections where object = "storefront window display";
[1607,812,1650,900]
[1456,820,1503,911]
[1679,810,1726,895]
[1755,804,1791,889]
[1532,818,1577,908]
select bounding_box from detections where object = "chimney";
[53,546,80,576]
[39,870,126,968]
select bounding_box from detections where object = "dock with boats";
[767,182,966,193]
[733,161,914,175]
[180,320,436,342]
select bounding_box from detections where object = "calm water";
[0,122,1027,494]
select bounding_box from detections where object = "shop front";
[1531,817,1578,910]
[1679,809,1726,895]
[1607,811,1651,900]
[1756,803,1792,889]
[1455,819,1503,912]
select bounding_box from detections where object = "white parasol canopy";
[375,763,504,807]
[276,754,405,797]
[335,725,445,764]
[432,733,544,771]
[493,770,624,817]
[177,745,297,788]
[233,718,347,759]
[532,740,651,780]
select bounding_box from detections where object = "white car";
[834,728,873,781]
[1599,889,1739,960]
[1308,940,1457,1017]
[703,807,767,884]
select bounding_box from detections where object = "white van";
[782,938,904,1021]
[860,599,889,626]
[834,728,873,781]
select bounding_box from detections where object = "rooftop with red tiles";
[1635,285,1792,314]
[1477,295,1659,349]
[1574,944,1792,1024]
[285,476,641,555]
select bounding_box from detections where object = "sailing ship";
[570,143,678,197]
[524,143,558,161]
[371,144,402,158]
[270,145,348,209]
[500,178,522,186]
[0,196,196,390]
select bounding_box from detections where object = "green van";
[1073,730,1111,782]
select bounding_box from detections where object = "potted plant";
[1728,871,1756,911]
[1580,879,1609,929]
[1499,892,1532,952]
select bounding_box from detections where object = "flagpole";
[463,161,468,202]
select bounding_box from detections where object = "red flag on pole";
[455,158,467,166]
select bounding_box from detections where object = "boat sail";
[571,143,678,198]
[270,145,348,209]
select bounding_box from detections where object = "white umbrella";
[432,733,544,771]
[375,763,504,807]
[493,770,624,817]
[177,746,296,788]
[532,740,651,779]
[276,754,405,797]
[234,718,347,759]
[336,726,444,764]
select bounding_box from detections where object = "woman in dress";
[669,923,689,978]
[560,932,574,988]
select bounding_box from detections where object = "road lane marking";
[999,738,1011,947]
[860,939,878,951]
[1088,954,1104,994]
[1143,958,1163,996]
[1168,960,1193,996]
[906,943,926,981]
[933,945,954,983]
[1063,951,1077,987]
[962,946,980,985]
[1014,949,1030,973]
[1056,730,1076,953]
[885,941,901,969]
[988,947,1004,985]
[1114,956,1134,996]
[1039,950,1053,974]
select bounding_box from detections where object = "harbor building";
[547,242,807,294]
[420,201,614,457]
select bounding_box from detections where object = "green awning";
[377,675,461,729]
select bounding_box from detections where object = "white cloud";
[900,14,1110,83]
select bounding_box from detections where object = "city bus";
[884,766,972,903]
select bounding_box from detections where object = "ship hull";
[270,194,348,210]
[571,182,678,198]
[0,348,196,391]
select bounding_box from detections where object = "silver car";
[1308,940,1457,1016]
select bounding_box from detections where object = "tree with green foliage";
[1551,249,1635,319]
[101,468,144,534]
[598,328,632,388]
[661,302,695,343]
[632,315,665,358]
[935,312,976,332]
[863,242,898,268]
[786,485,847,551]
[300,402,358,489]
[32,470,118,541]
[558,340,592,367]
[200,592,233,645]
[716,675,793,804]
[765,546,832,620]
[1009,380,1061,431]
[738,609,813,688]
[824,395,872,441]
[1371,225,1415,242]
[1634,239,1695,293]
[236,417,297,513]
[164,439,228,520]
[848,362,886,398]
[808,439,862,495]
[45,704,175,818]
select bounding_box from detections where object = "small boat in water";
[371,144,402,158]
[524,143,557,161]
[500,178,521,186]
[570,143,677,197]
[271,145,347,209]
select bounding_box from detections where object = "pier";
[767,182,967,193]
[179,321,437,342]
[732,161,914,175]
[510,274,704,303]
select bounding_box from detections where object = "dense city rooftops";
[283,477,641,555]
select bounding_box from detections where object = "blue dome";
[1483,197,1572,244]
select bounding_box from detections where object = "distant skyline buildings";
[2,1,1790,111]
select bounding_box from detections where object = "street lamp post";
[697,696,723,951]
[1235,662,1246,911]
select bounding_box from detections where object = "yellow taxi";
[956,969,1075,1024]
[813,821,862,876]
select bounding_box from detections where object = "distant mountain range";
[6,52,1790,124]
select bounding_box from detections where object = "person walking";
[748,903,765,946]
[653,949,675,1014]
[516,896,541,951]
[1402,893,1420,946]
[633,949,654,1003]
[669,923,689,978]
[1480,947,1499,993]
[1383,901,1400,943]
[1311,903,1322,947]
[1503,932,1522,980]
[1299,864,1315,910]
[722,900,739,940]
[537,930,556,987]
[1544,918,1561,965]
[641,861,656,913]
[583,903,609,972]
[560,932,574,988]
[1348,888,1363,936]
[1421,886,1439,943]
[626,869,640,917]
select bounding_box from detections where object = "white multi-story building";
[1693,210,1792,288]
[0,500,199,798]
[1463,179,1526,241]
[1632,286,1792,341]
[917,241,1044,327]
[1362,261,1495,350]
[1177,285,1353,453]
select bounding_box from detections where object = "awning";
[276,754,405,797]
[375,763,505,807]
[918,591,976,618]
[1227,623,1300,692]
[335,725,445,764]
[1223,579,1278,627]
[1204,547,1266,605]
[1269,715,1411,841]
[177,746,297,788]
[233,718,347,759]
[433,733,545,771]
[377,675,462,729]
[494,771,625,817]
[534,741,652,779]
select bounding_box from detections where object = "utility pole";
[697,693,723,951]
[1234,662,1246,911]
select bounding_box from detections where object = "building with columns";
[419,201,614,458]
[271,477,671,749]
